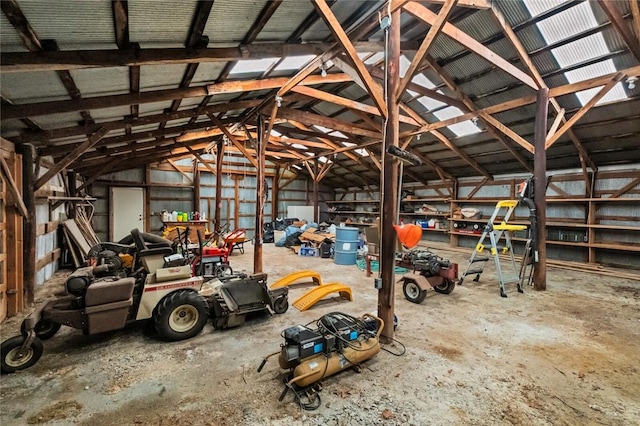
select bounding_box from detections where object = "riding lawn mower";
[1,229,288,374]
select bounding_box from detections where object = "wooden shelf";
[402,212,448,217]
[326,210,378,215]
[326,200,379,204]
[402,198,448,203]
[422,227,448,233]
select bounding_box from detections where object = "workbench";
[162,220,210,242]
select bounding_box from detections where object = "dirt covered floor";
[1,242,639,425]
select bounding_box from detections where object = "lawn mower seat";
[130,228,173,273]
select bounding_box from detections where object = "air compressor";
[258,312,383,410]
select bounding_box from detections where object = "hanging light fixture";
[319,62,327,78]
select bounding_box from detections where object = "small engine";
[65,267,94,296]
[400,249,452,277]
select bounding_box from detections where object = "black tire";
[214,264,233,278]
[433,279,456,295]
[1,335,44,374]
[403,279,427,304]
[272,296,289,314]
[20,319,61,341]
[154,290,209,341]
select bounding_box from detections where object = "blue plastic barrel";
[334,226,359,265]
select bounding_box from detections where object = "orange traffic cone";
[393,223,422,249]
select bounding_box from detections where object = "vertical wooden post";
[67,171,77,219]
[144,165,151,232]
[533,88,549,291]
[17,144,34,305]
[193,158,200,214]
[313,159,319,223]
[379,9,400,343]
[254,116,266,274]
[215,142,224,233]
[272,165,280,222]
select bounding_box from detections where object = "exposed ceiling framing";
[1,0,639,189]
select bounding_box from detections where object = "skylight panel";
[364,52,384,65]
[524,0,627,106]
[319,156,330,164]
[417,96,446,111]
[313,125,333,133]
[565,60,627,105]
[270,129,281,137]
[551,33,610,68]
[432,106,481,137]
[328,131,348,139]
[230,58,278,75]
[341,141,369,157]
[273,55,317,71]
[291,143,308,150]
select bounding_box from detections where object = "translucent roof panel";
[230,58,279,75]
[523,0,627,107]
[432,106,481,137]
[416,95,446,111]
[270,129,281,137]
[273,55,317,71]
[565,60,627,106]
[341,141,368,157]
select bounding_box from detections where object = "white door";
[111,187,144,241]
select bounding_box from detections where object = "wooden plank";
[208,113,259,169]
[63,219,92,258]
[314,0,387,116]
[546,108,565,141]
[276,107,382,139]
[292,85,419,126]
[1,74,352,120]
[404,1,537,89]
[545,74,624,149]
[597,0,640,62]
[36,248,61,270]
[477,111,535,154]
[34,127,108,189]
[397,0,457,99]
[36,220,60,236]
[0,155,28,217]
[631,0,640,51]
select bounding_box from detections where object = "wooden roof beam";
[35,127,109,190]
[490,5,600,171]
[545,73,625,149]
[1,73,352,120]
[404,1,537,90]
[313,0,387,117]
[397,0,457,100]
[597,0,640,63]
[208,113,259,169]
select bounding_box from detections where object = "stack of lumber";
[62,211,100,267]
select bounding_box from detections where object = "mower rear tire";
[272,296,289,314]
[433,279,456,295]
[1,335,43,374]
[154,290,209,341]
[21,319,61,341]
[403,279,427,304]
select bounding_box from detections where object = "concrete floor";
[1,241,639,425]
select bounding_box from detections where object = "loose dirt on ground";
[1,242,638,425]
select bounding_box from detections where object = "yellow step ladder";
[458,200,527,297]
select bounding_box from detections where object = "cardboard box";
[299,247,319,257]
[156,265,192,282]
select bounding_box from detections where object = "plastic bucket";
[334,226,359,265]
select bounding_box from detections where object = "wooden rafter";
[208,114,259,169]
[631,0,640,48]
[0,41,426,73]
[609,177,640,198]
[34,127,109,190]
[545,73,625,149]
[76,158,120,192]
[397,0,457,99]
[490,5,597,172]
[292,86,419,126]
[403,1,537,89]
[276,107,381,139]
[166,159,194,183]
[314,0,387,117]
[597,0,640,62]
[0,156,29,217]
[404,64,640,137]
[1,74,352,120]
[431,130,491,178]
[284,121,361,163]
[546,108,565,141]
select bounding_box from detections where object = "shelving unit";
[325,199,379,227]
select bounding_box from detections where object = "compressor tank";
[289,338,380,388]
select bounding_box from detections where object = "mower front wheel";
[433,279,456,295]
[403,279,427,304]
[272,296,289,314]
[214,264,233,278]
[21,319,61,341]
[1,336,44,374]
[154,290,209,341]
